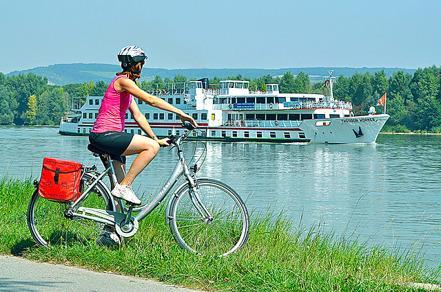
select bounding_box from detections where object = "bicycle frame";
[69,132,211,226]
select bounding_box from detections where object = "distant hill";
[7,63,416,85]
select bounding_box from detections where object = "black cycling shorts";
[89,131,134,163]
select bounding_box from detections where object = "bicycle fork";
[189,187,213,223]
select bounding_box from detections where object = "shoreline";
[380,131,441,136]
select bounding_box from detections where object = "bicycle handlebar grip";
[182,121,195,131]
[167,135,178,145]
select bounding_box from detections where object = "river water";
[0,127,439,269]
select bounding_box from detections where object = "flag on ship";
[377,93,387,106]
[377,93,387,114]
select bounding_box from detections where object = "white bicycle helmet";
[117,45,147,67]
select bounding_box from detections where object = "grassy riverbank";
[1,179,439,290]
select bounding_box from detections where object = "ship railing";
[212,101,352,111]
[222,120,302,128]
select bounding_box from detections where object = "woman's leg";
[112,160,126,183]
[120,134,160,186]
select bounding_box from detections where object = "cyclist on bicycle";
[89,45,198,205]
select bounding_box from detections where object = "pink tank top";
[92,75,133,133]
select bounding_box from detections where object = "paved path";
[0,255,197,292]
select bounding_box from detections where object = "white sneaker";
[111,183,141,205]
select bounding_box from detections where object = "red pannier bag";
[38,157,83,202]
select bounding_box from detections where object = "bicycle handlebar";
[166,122,196,146]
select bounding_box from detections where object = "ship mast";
[328,70,334,100]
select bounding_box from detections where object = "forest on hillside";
[0,66,440,132]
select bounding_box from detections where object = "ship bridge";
[219,80,250,95]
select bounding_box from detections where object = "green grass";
[1,179,439,291]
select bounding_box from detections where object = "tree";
[349,73,373,113]
[410,67,440,101]
[91,81,108,96]
[293,72,311,93]
[372,71,388,97]
[0,85,16,125]
[25,95,38,125]
[6,74,47,125]
[279,72,295,93]
[333,76,351,102]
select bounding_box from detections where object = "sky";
[0,0,440,73]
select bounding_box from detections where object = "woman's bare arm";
[117,78,198,128]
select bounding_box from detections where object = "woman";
[89,45,198,205]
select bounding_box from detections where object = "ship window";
[175,114,180,120]
[88,113,93,119]
[301,114,312,120]
[130,113,134,120]
[89,99,93,105]
[168,98,173,104]
[246,98,255,103]
[235,82,243,89]
[289,114,300,121]
[137,99,142,104]
[244,131,249,138]
[168,130,172,135]
[168,113,173,120]
[94,113,98,119]
[232,131,237,137]
[176,130,180,136]
[95,99,99,105]
[125,113,128,119]
[299,132,306,139]
[145,113,150,119]
[284,132,291,138]
[153,113,158,120]
[245,114,255,120]
[138,129,142,135]
[314,114,325,119]
[131,129,134,134]
[256,114,265,120]
[270,132,276,138]
[222,131,226,137]
[176,98,181,104]
[201,113,207,120]
[237,98,245,103]
[211,131,216,137]
[330,114,340,118]
[266,114,276,120]
[277,114,288,120]
[159,113,165,120]
[257,131,262,138]
[267,97,275,104]
[77,128,80,133]
[83,113,87,118]
[277,97,286,103]
[192,113,198,120]
[256,98,265,104]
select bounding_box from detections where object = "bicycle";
[27,123,249,256]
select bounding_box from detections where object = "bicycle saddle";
[87,144,110,156]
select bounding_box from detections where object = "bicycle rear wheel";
[168,178,249,256]
[27,173,114,247]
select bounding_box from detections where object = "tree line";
[0,66,440,131]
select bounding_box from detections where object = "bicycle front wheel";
[27,173,114,247]
[168,178,249,256]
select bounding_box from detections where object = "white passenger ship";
[59,76,389,144]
